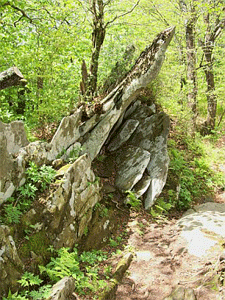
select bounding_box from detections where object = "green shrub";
[125,190,141,210]
[39,247,107,295]
[0,163,56,225]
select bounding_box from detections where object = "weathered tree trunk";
[85,0,106,98]
[0,67,27,90]
[202,45,216,131]
[200,14,225,134]
[179,0,198,129]
[185,6,198,128]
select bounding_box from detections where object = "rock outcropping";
[0,27,175,296]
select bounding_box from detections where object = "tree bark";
[201,14,225,134]
[85,0,105,98]
[0,67,27,90]
[186,7,198,127]
[179,0,198,129]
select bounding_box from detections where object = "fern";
[19,183,37,199]
[18,272,43,287]
[4,204,22,224]
[3,290,27,300]
[29,285,51,300]
[39,247,107,294]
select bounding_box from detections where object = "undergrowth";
[0,162,56,225]
[4,246,110,300]
[151,126,225,217]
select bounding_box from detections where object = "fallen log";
[0,67,27,90]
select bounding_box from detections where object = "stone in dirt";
[178,202,225,258]
[163,286,196,300]
[47,277,75,300]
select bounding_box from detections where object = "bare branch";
[103,0,113,8]
[92,0,97,17]
[217,109,225,127]
[3,2,33,25]
[105,0,140,28]
[152,4,170,26]
[211,17,225,41]
[97,0,104,15]
[77,0,93,14]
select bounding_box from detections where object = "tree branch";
[211,18,225,41]
[217,109,225,127]
[3,2,33,25]
[105,0,140,28]
[103,0,113,8]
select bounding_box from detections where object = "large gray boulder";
[82,26,175,162]
[128,111,170,209]
[108,105,170,209]
[44,153,101,249]
[0,27,174,205]
[177,203,225,258]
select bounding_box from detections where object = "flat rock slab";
[178,203,225,257]
[115,146,150,191]
[108,119,139,152]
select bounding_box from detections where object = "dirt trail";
[116,136,225,300]
[116,212,225,300]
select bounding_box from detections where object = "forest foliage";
[0,0,224,134]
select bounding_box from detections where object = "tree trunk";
[85,0,105,99]
[87,25,105,97]
[200,14,225,134]
[179,0,198,130]
[203,47,216,131]
[186,8,198,127]
[0,67,27,90]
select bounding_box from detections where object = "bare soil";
[115,135,225,300]
[115,211,225,300]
